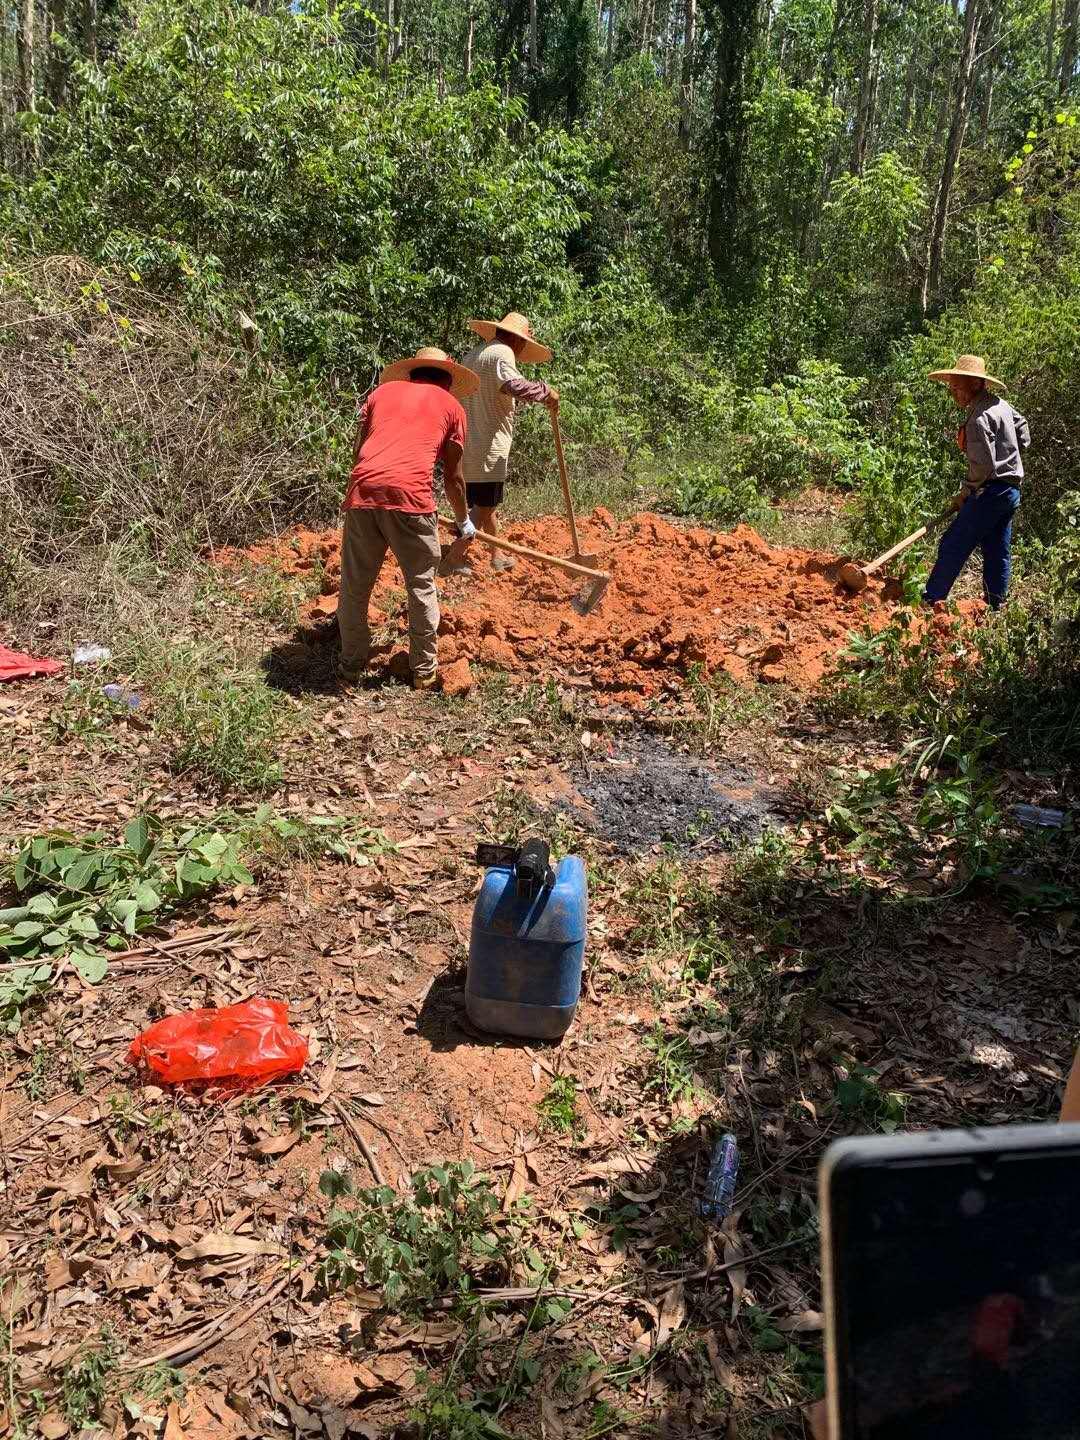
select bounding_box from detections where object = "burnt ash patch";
[569,733,786,852]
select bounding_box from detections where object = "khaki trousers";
[338,508,440,679]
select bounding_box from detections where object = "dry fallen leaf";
[574,1154,653,1183]
[162,1400,186,1440]
[722,1227,747,1320]
[777,1309,824,1333]
[503,1155,528,1212]
[250,1129,302,1158]
[37,1415,69,1439]
[653,1280,687,1350]
[175,1233,285,1262]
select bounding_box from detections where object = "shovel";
[439,525,611,614]
[838,506,954,594]
[551,412,599,569]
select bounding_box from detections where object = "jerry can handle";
[514,839,553,899]
[473,839,554,900]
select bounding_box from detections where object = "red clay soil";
[220,509,955,705]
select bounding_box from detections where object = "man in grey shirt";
[923,354,1030,610]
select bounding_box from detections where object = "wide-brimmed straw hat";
[467,311,552,365]
[927,354,1006,390]
[380,346,479,399]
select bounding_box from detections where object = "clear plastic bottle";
[698,1133,739,1221]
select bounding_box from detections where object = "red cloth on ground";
[343,380,466,514]
[0,645,62,682]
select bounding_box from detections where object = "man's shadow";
[260,617,400,698]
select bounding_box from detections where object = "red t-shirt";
[343,380,466,514]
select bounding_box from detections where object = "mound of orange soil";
[220,509,917,705]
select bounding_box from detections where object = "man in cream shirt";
[457,311,559,572]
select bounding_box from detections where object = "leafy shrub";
[320,1161,516,1310]
[835,1065,907,1133]
[736,359,868,496]
[666,463,773,528]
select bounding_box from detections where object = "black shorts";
[466,481,505,510]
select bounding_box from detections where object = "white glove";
[456,516,477,541]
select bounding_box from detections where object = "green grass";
[128,636,289,792]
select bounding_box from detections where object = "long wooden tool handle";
[863,525,929,576]
[551,411,583,557]
[863,508,952,577]
[470,529,610,582]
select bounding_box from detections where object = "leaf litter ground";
[0,516,1071,1440]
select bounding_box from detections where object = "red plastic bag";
[0,645,62,683]
[127,998,308,1085]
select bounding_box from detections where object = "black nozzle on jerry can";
[467,839,587,1041]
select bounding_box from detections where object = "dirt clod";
[439,658,474,697]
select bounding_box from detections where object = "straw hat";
[927,354,1006,390]
[380,347,479,399]
[467,311,552,365]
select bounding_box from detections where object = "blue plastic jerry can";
[466,839,587,1041]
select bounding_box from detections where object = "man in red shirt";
[339,347,479,689]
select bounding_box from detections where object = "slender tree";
[47,0,68,106]
[850,0,879,172]
[703,0,757,282]
[680,0,696,137]
[1060,0,1079,94]
[17,0,37,114]
[921,0,983,313]
[1047,0,1058,80]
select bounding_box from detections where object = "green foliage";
[7,0,592,376]
[410,1378,509,1440]
[667,465,773,528]
[828,596,1080,769]
[320,1161,516,1310]
[61,1330,119,1430]
[642,1024,698,1106]
[0,815,251,1027]
[131,637,288,792]
[0,808,379,1030]
[835,1065,908,1134]
[538,1075,583,1136]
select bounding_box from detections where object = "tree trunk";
[464,9,474,75]
[46,0,68,107]
[679,0,695,137]
[639,0,656,53]
[978,3,997,135]
[606,0,617,57]
[899,37,917,132]
[529,0,538,67]
[81,0,96,63]
[1060,0,1079,94]
[849,0,879,174]
[705,0,757,283]
[16,0,36,113]
[1047,0,1058,81]
[921,0,982,314]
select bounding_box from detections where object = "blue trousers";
[923,481,1021,610]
